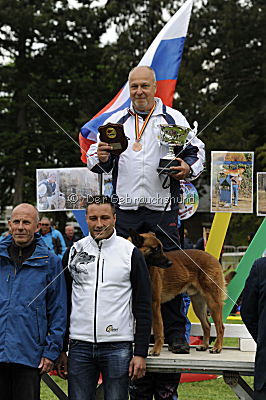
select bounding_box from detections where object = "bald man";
[87,65,205,400]
[0,203,66,400]
[63,225,80,248]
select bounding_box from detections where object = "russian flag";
[79,0,193,163]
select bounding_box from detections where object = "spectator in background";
[247,232,255,245]
[63,225,80,248]
[183,228,194,249]
[0,229,10,241]
[241,257,266,399]
[195,227,210,251]
[39,217,66,258]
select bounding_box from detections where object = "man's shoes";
[168,338,190,354]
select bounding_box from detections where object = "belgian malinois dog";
[129,230,226,356]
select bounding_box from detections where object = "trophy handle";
[192,121,198,136]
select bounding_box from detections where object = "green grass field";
[41,375,254,399]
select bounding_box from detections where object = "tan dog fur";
[129,231,226,356]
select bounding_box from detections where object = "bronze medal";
[132,141,142,152]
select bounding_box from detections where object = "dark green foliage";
[177,0,265,171]
[0,0,109,209]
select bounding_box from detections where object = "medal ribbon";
[134,103,156,141]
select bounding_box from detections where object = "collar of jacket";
[127,97,165,118]
[0,233,49,265]
[40,226,53,236]
[90,229,117,249]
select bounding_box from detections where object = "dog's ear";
[128,229,144,248]
[147,231,156,236]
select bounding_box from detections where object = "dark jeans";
[129,371,180,400]
[68,340,132,400]
[232,184,239,206]
[0,363,41,400]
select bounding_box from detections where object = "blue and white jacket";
[0,234,67,368]
[87,97,205,211]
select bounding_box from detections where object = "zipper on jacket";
[6,273,10,282]
[94,243,102,343]
[14,247,22,276]
[18,247,22,268]
[36,307,40,342]
[101,259,105,283]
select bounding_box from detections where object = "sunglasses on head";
[41,223,50,226]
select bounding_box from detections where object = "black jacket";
[241,257,266,391]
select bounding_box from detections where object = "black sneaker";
[168,338,190,354]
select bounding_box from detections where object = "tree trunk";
[13,163,24,205]
[13,93,26,206]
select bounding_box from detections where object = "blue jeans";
[68,340,133,400]
[232,184,239,205]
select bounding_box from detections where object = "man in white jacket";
[87,66,205,399]
[57,195,152,400]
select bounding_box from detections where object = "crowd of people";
[0,65,264,400]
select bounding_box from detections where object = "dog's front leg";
[149,269,164,356]
[150,300,164,356]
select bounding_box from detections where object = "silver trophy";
[157,122,198,174]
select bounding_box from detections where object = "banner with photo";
[257,172,266,216]
[102,173,113,198]
[211,151,254,213]
[36,168,100,211]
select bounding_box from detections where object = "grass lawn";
[41,375,254,399]
[178,376,254,399]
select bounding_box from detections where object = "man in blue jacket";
[39,216,66,258]
[0,203,67,400]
